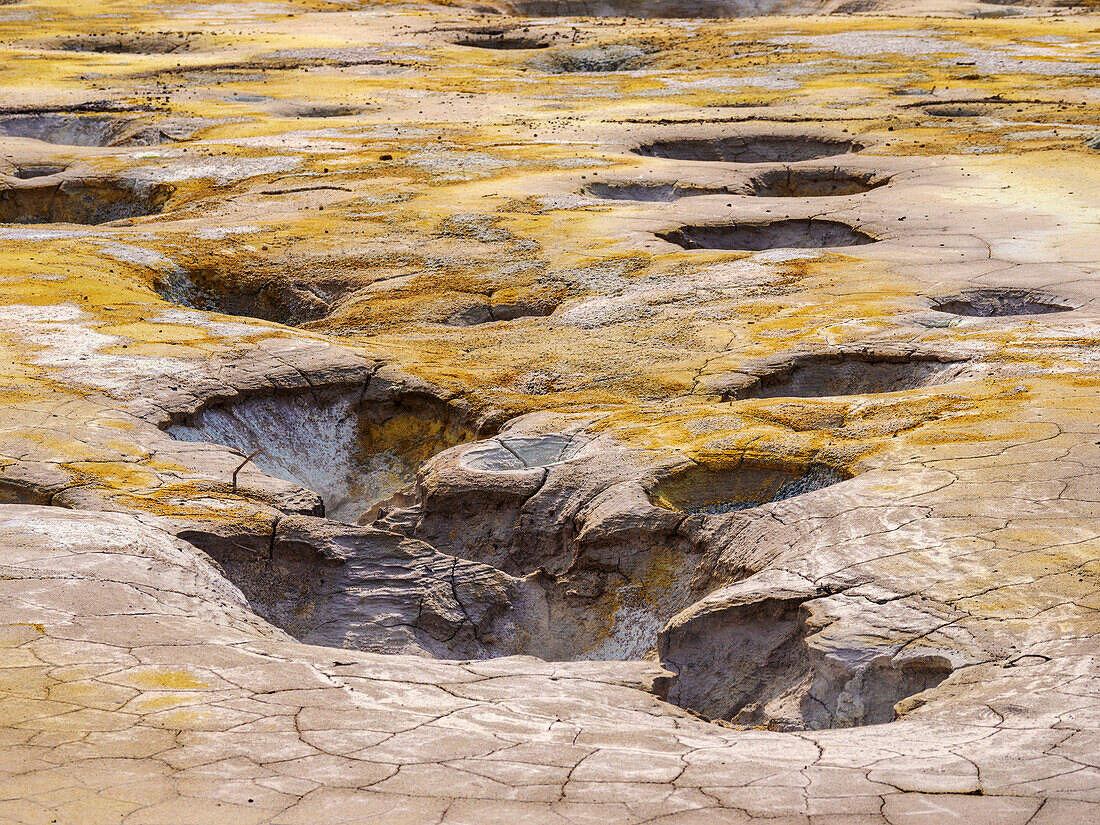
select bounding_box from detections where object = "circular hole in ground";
[156,264,336,327]
[584,181,729,201]
[0,112,158,147]
[922,103,994,118]
[9,164,67,179]
[748,167,890,197]
[44,32,195,54]
[168,388,478,525]
[487,0,796,17]
[661,594,955,730]
[168,388,946,731]
[722,352,972,400]
[531,44,649,73]
[633,135,863,163]
[658,219,876,251]
[931,288,1075,317]
[445,297,559,325]
[650,461,847,515]
[452,27,554,49]
[288,104,361,118]
[0,177,173,225]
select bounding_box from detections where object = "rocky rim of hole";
[158,374,953,729]
[712,348,976,400]
[40,31,196,54]
[0,112,167,147]
[479,0,828,18]
[658,218,877,251]
[450,26,559,49]
[156,264,335,327]
[648,460,848,516]
[585,167,889,201]
[0,176,174,225]
[584,181,732,201]
[6,163,68,179]
[530,44,650,73]
[633,134,864,163]
[748,166,890,197]
[931,288,1078,317]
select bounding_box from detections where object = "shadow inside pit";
[531,45,648,73]
[452,27,555,49]
[168,391,949,730]
[748,167,889,197]
[0,178,173,225]
[10,164,67,179]
[585,182,729,201]
[661,592,955,730]
[650,461,846,516]
[932,288,1075,317]
[0,112,162,147]
[723,352,972,400]
[168,388,476,525]
[659,219,876,251]
[634,135,863,163]
[492,0,822,17]
[156,266,335,327]
[45,32,194,54]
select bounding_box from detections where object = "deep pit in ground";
[634,135,863,163]
[918,100,1027,119]
[660,594,954,729]
[585,182,730,201]
[169,388,475,525]
[531,45,649,73]
[650,461,846,515]
[163,390,730,665]
[8,164,67,179]
[748,167,889,197]
[0,178,174,225]
[932,288,1076,317]
[0,112,159,147]
[43,32,195,54]
[157,264,336,326]
[646,458,955,729]
[721,352,974,399]
[488,0,824,17]
[586,168,888,202]
[659,219,876,251]
[167,387,946,728]
[451,27,555,49]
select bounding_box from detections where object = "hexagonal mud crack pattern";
[0,1,1099,822]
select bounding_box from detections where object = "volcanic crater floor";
[0,0,1098,823]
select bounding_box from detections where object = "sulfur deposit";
[0,0,1099,821]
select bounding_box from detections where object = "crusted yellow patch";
[126,669,210,691]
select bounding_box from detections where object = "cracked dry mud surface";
[0,0,1099,821]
